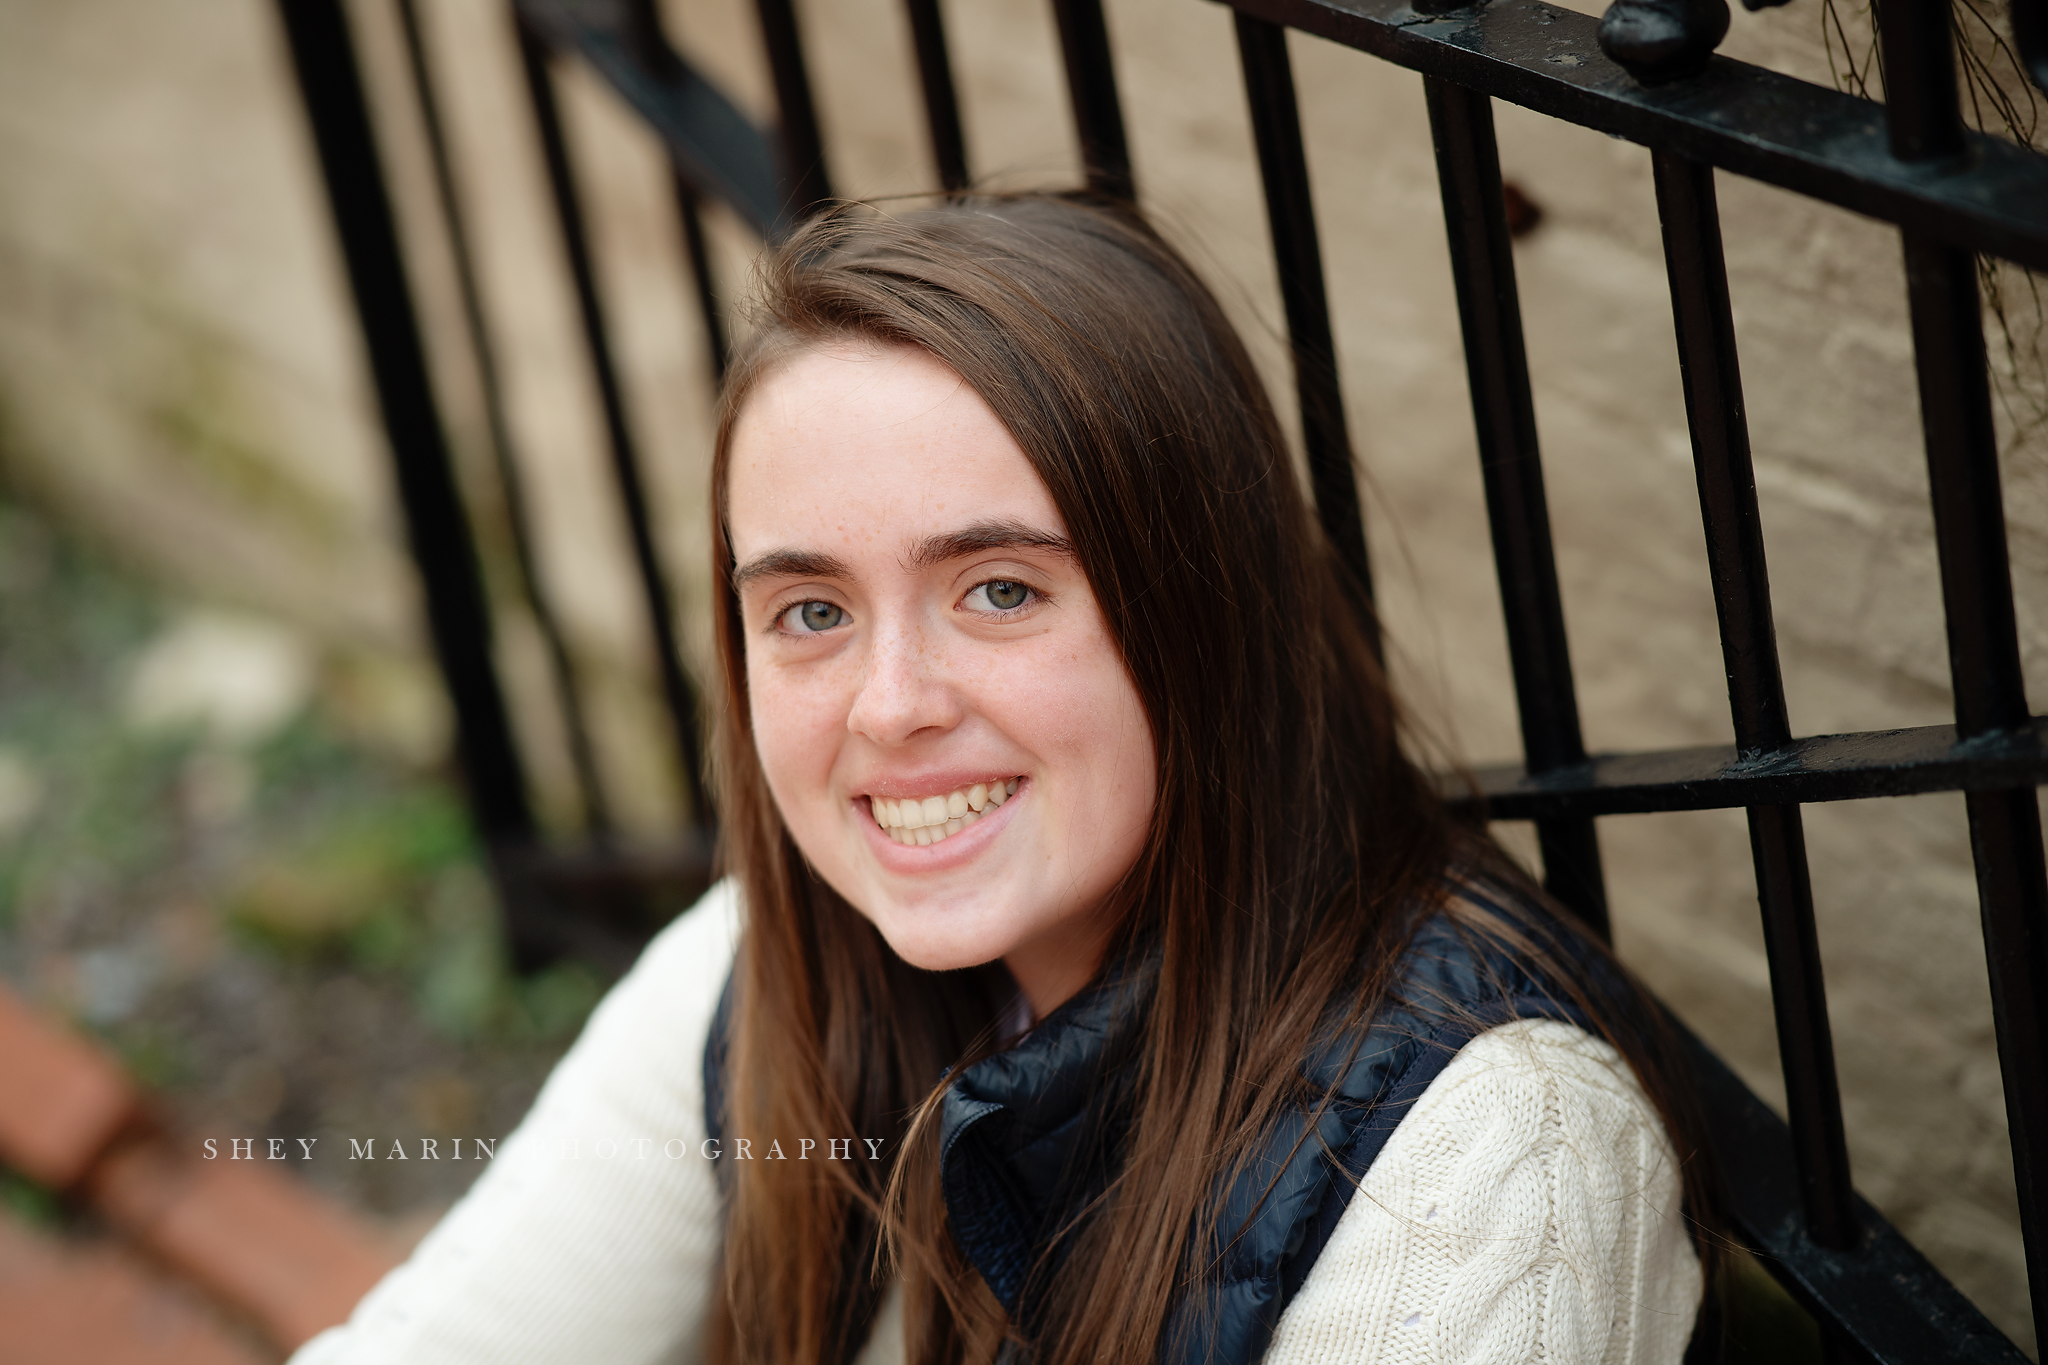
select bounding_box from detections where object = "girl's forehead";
[737,343,974,443]
[726,344,1067,563]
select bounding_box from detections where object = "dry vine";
[1821,0,2048,445]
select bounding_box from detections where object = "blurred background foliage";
[0,489,599,1215]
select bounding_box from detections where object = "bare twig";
[1821,0,2048,448]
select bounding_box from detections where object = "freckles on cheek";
[748,661,851,794]
[743,664,800,786]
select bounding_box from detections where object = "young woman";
[294,194,1708,1365]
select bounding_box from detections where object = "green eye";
[787,601,846,632]
[972,580,1031,612]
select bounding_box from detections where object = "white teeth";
[869,778,1021,845]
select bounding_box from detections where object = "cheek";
[1056,670,1155,914]
[1048,635,1157,825]
[745,656,849,810]
[1097,689,1158,830]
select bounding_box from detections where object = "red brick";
[0,986,139,1189]
[88,1135,200,1231]
[0,1213,269,1365]
[88,1138,397,1351]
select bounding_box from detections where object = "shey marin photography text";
[201,1136,891,1162]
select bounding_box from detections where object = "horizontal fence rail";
[1231,0,2048,272]
[274,0,2048,1354]
[1450,718,2048,819]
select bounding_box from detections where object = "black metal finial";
[1596,0,1730,83]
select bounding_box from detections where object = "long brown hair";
[705,193,1711,1364]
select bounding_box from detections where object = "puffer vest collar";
[934,884,1594,1365]
[701,884,1601,1364]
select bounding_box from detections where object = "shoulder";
[517,876,740,1120]
[612,874,743,1020]
[285,879,744,1365]
[1408,1016,1664,1131]
[576,876,741,1048]
[1266,1019,1702,1364]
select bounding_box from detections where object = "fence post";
[271,0,535,852]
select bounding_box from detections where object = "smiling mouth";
[869,779,1021,846]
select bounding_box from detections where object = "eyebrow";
[907,519,1075,570]
[729,548,853,590]
[731,520,1074,590]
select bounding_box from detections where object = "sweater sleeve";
[287,878,741,1365]
[1263,1018,1703,1365]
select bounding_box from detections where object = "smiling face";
[725,343,1157,1017]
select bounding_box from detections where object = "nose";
[845,615,962,746]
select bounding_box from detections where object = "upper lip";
[852,769,1020,800]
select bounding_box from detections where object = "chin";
[870,923,1010,975]
[850,894,1016,975]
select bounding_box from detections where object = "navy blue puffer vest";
[704,883,1606,1364]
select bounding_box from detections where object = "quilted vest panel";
[706,884,1607,1364]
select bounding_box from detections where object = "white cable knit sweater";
[291,881,1701,1364]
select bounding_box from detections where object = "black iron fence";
[271,0,2044,1356]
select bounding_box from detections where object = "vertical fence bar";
[1423,75,1608,937]
[515,16,713,829]
[1049,0,1134,200]
[1903,232,2048,1343]
[904,0,970,192]
[1872,0,2048,1333]
[1233,14,1373,634]
[754,0,833,217]
[1958,781,2048,1338]
[617,0,731,385]
[1907,233,2048,1359]
[1653,148,1859,1258]
[1651,157,1788,754]
[273,0,535,849]
[675,185,730,385]
[396,0,612,838]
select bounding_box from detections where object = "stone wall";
[0,0,2038,1347]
